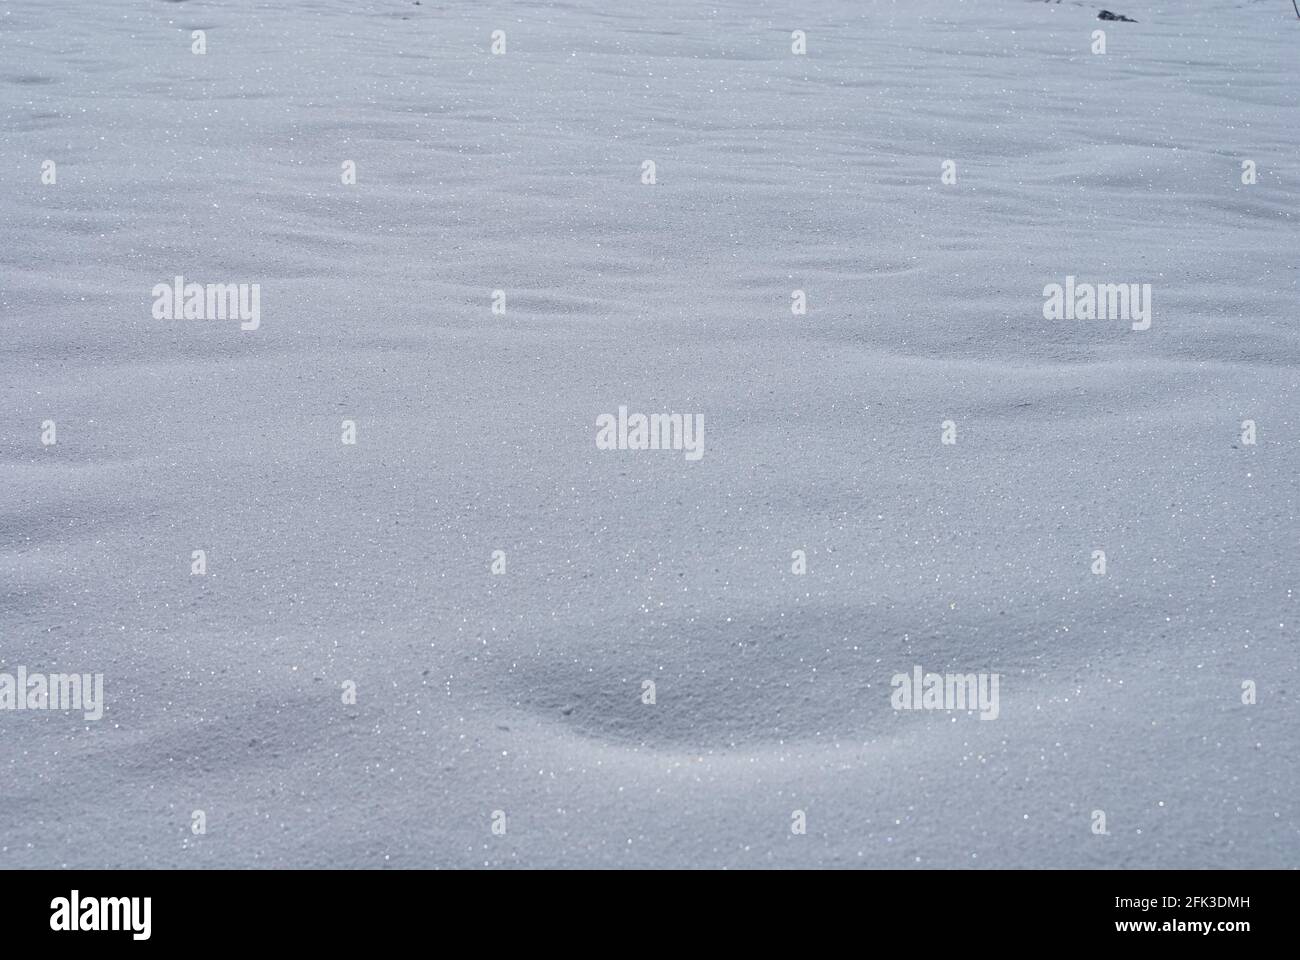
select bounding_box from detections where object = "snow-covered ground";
[1,0,1296,868]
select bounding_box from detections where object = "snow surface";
[0,0,1297,868]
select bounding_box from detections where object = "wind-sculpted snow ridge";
[0,0,1296,868]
